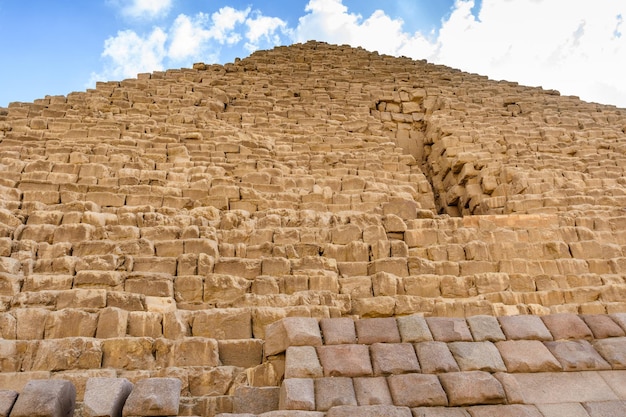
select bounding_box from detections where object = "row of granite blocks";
[0,377,182,417]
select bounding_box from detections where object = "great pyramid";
[1,40,626,416]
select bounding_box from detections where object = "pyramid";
[1,41,626,416]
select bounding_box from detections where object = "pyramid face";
[1,41,626,415]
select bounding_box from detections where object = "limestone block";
[131,258,177,275]
[581,314,625,338]
[162,311,190,339]
[83,377,133,417]
[388,373,448,407]
[540,313,593,340]
[0,273,22,297]
[308,271,339,292]
[0,390,17,417]
[495,340,561,373]
[371,272,399,296]
[414,341,460,373]
[466,315,506,342]
[214,258,262,279]
[331,224,362,245]
[96,307,129,338]
[439,371,506,406]
[204,273,251,304]
[320,317,356,345]
[53,223,95,243]
[582,401,626,417]
[125,274,173,298]
[188,366,242,397]
[74,270,125,289]
[370,342,420,375]
[279,378,315,411]
[356,317,401,344]
[219,339,264,368]
[20,338,101,372]
[314,377,356,411]
[184,238,219,257]
[448,341,506,372]
[263,257,291,276]
[351,296,396,318]
[285,346,323,379]
[338,276,372,298]
[426,317,473,342]
[101,338,156,370]
[403,275,441,297]
[192,309,252,340]
[543,340,611,371]
[382,198,418,220]
[593,337,626,368]
[127,311,163,338]
[233,386,280,414]
[264,317,322,356]
[0,314,16,340]
[0,340,19,372]
[9,379,76,417]
[44,309,98,338]
[154,337,219,368]
[317,344,373,377]
[368,258,408,277]
[498,315,553,341]
[122,378,181,417]
[397,314,434,342]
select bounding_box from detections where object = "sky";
[0,0,625,108]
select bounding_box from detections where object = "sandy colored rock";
[265,317,322,356]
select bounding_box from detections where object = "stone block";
[96,307,129,339]
[439,371,506,406]
[0,390,17,417]
[327,405,412,417]
[465,404,543,417]
[512,372,619,403]
[368,258,408,277]
[218,339,264,368]
[370,342,420,375]
[496,340,561,373]
[214,258,262,279]
[411,407,471,417]
[448,341,506,372]
[101,338,156,371]
[582,400,626,416]
[122,378,181,417]
[593,337,626,369]
[493,372,524,404]
[540,313,593,340]
[319,317,356,344]
[387,373,448,407]
[83,377,133,417]
[192,308,252,340]
[397,314,433,342]
[279,378,315,411]
[426,317,473,342]
[535,403,591,417]
[285,346,323,379]
[314,377,356,411]
[596,370,626,399]
[498,315,553,341]
[264,317,322,356]
[355,317,401,344]
[23,338,102,372]
[317,344,373,377]
[466,315,506,342]
[353,377,393,406]
[127,311,162,338]
[204,273,251,304]
[581,314,625,338]
[10,379,76,417]
[543,340,611,371]
[155,337,219,368]
[44,309,98,338]
[415,341,460,373]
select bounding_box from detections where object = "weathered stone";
[101,338,156,371]
[496,340,562,373]
[540,313,593,340]
[192,308,252,340]
[439,371,506,406]
[83,377,133,417]
[0,390,18,417]
[498,316,553,341]
[387,373,448,407]
[319,317,356,344]
[10,379,76,417]
[512,372,619,403]
[370,342,420,375]
[352,376,393,406]
[285,346,323,379]
[355,317,401,344]
[581,314,626,338]
[154,337,219,368]
[448,341,506,372]
[327,405,412,417]
[279,378,315,411]
[314,377,356,411]
[466,315,506,342]
[535,403,591,417]
[396,314,433,342]
[415,341,460,373]
[265,317,322,356]
[219,339,264,368]
[543,340,611,371]
[317,344,373,377]
[122,378,181,417]
[411,407,471,417]
[426,317,473,342]
[464,404,543,417]
[233,386,280,414]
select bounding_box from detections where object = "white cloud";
[245,13,290,52]
[110,0,173,20]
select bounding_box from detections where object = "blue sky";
[1,0,625,108]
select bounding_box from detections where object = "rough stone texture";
[414,341,460,373]
[285,346,323,379]
[498,316,553,341]
[412,408,471,417]
[544,340,611,371]
[0,390,18,417]
[512,372,619,403]
[370,342,420,375]
[465,404,543,417]
[279,378,315,411]
[355,317,401,344]
[319,318,356,345]
[438,371,506,406]
[448,341,506,372]
[314,377,356,411]
[10,379,76,417]
[233,386,280,415]
[83,377,133,417]
[326,405,412,417]
[593,338,626,369]
[387,374,448,407]
[265,318,322,357]
[426,318,473,342]
[396,315,433,343]
[352,377,393,406]
[317,344,373,377]
[581,315,626,339]
[466,316,506,342]
[496,340,562,373]
[582,401,626,416]
[122,378,181,417]
[540,314,593,340]
[535,403,591,417]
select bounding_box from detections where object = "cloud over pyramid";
[1,41,626,416]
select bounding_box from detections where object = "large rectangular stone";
[512,372,619,403]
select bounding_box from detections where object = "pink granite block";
[279,378,315,411]
[285,346,323,378]
[438,371,506,406]
[498,315,553,341]
[466,315,506,342]
[535,403,591,417]
[387,374,448,407]
[609,313,626,332]
[370,343,420,376]
[397,315,433,342]
[326,404,412,417]
[448,341,506,372]
[540,313,592,340]
[314,377,356,411]
[317,344,373,377]
[493,372,524,404]
[597,370,626,399]
[414,341,460,373]
[543,340,611,371]
[356,318,401,344]
[512,372,619,404]
[320,318,356,345]
[593,337,626,369]
[582,314,626,339]
[495,340,562,373]
[465,404,543,417]
[411,407,471,417]
[582,400,626,416]
[265,317,322,356]
[353,377,393,406]
[426,318,473,342]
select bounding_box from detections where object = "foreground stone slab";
[279,378,315,411]
[326,404,412,417]
[448,341,506,372]
[387,373,448,407]
[265,318,322,356]
[414,341,460,373]
[512,372,619,403]
[317,344,373,377]
[10,379,76,417]
[83,377,133,417]
[544,340,611,371]
[426,318,473,342]
[355,317,401,344]
[582,400,626,416]
[438,371,506,406]
[0,390,18,417]
[370,342,420,375]
[233,386,280,415]
[466,315,506,342]
[496,340,562,372]
[122,378,181,417]
[540,313,593,340]
[319,318,356,345]
[397,315,433,342]
[285,346,323,379]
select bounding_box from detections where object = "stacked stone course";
[1,41,626,415]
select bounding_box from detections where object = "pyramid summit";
[1,40,626,416]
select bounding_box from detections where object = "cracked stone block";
[122,378,181,417]
[0,390,18,417]
[232,386,280,415]
[83,377,133,417]
[10,379,76,417]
